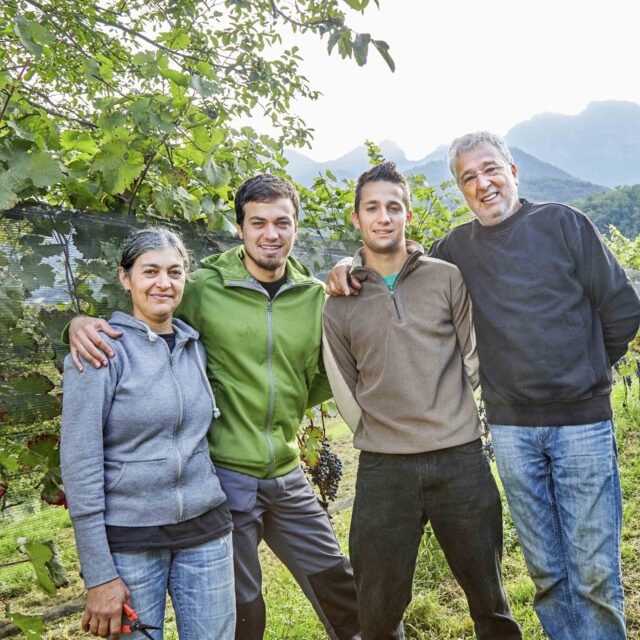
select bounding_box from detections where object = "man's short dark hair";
[354,162,412,214]
[234,174,300,226]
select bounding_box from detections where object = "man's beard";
[245,246,286,272]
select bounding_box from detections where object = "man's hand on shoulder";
[325,258,364,297]
[70,316,123,372]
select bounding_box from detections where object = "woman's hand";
[82,577,130,639]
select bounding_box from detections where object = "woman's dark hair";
[120,227,190,273]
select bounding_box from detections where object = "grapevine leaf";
[0,451,20,473]
[4,605,45,639]
[92,143,144,194]
[0,172,19,210]
[14,16,53,57]
[26,152,64,188]
[24,542,57,598]
[203,157,230,188]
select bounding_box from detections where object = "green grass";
[3,387,640,638]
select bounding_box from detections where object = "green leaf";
[4,606,45,639]
[92,142,145,194]
[327,30,342,55]
[342,0,369,10]
[14,16,53,57]
[24,542,56,598]
[60,131,100,155]
[27,152,64,188]
[159,68,191,87]
[372,39,395,72]
[0,451,20,473]
[0,172,18,210]
[353,32,371,66]
[190,74,217,97]
[7,373,54,394]
[203,157,230,188]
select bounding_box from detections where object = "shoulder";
[526,201,589,224]
[416,255,464,283]
[429,221,474,258]
[187,268,223,289]
[323,292,351,324]
[525,201,595,241]
[417,255,462,273]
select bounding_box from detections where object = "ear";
[406,209,413,225]
[236,223,244,240]
[118,267,130,292]
[351,210,361,230]
[511,163,518,184]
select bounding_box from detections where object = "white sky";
[266,0,640,161]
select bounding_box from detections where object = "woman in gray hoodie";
[61,229,234,639]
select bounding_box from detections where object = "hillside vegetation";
[576,184,640,238]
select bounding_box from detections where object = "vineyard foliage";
[1,0,393,225]
[2,2,640,636]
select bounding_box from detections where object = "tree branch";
[0,62,29,125]
[22,97,97,128]
[269,0,343,29]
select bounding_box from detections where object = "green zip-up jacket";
[175,245,332,478]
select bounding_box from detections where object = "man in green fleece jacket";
[68,174,360,640]
[322,162,520,640]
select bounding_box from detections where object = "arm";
[449,269,480,390]
[322,300,362,431]
[63,317,124,371]
[60,353,129,637]
[325,256,364,297]
[306,345,334,409]
[572,216,640,364]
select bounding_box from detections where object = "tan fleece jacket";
[323,242,481,454]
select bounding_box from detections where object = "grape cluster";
[307,440,343,503]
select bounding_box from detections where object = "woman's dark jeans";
[350,438,521,640]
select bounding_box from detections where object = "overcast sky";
[262,0,640,161]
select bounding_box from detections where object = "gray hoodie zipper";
[159,336,186,522]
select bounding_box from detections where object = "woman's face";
[119,247,186,329]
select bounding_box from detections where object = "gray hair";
[447,131,515,179]
[120,227,190,273]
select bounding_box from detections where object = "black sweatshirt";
[430,200,640,426]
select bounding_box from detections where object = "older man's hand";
[325,258,365,297]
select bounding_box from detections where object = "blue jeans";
[111,534,235,640]
[491,420,626,640]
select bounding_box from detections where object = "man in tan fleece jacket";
[322,162,520,640]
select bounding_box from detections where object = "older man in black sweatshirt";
[327,132,640,640]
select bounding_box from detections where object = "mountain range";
[285,100,640,203]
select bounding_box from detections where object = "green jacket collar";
[199,245,319,287]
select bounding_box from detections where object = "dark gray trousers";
[216,465,360,640]
[350,439,522,640]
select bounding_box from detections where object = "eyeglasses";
[459,164,505,187]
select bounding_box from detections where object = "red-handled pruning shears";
[121,602,160,639]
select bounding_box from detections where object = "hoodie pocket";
[104,461,127,493]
